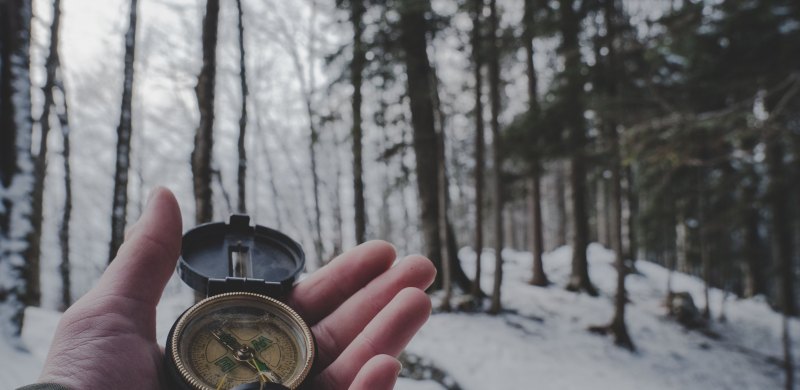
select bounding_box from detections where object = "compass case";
[178,214,305,298]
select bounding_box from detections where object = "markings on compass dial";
[251,335,274,352]
[214,356,237,373]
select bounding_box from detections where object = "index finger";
[287,240,396,325]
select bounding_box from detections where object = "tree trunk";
[626,165,639,260]
[608,123,634,350]
[741,173,763,298]
[524,0,548,287]
[236,0,248,214]
[765,127,795,389]
[57,78,72,310]
[555,160,568,247]
[108,0,138,262]
[399,0,444,287]
[471,0,485,302]
[561,0,596,296]
[351,0,367,244]
[438,122,453,311]
[0,0,34,337]
[487,0,504,315]
[27,0,68,306]
[192,0,219,225]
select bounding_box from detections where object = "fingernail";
[397,361,403,376]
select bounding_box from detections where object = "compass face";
[169,293,314,390]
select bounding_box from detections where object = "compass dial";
[169,293,314,390]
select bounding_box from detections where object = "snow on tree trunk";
[0,0,34,339]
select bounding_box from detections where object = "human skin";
[36,187,436,390]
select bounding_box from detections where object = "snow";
[1,244,796,389]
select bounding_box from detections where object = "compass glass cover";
[172,293,313,390]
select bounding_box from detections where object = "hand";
[37,187,436,390]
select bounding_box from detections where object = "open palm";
[35,188,435,390]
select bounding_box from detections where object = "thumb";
[94,186,183,308]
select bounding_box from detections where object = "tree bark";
[351,0,367,244]
[27,0,68,306]
[561,0,597,296]
[765,127,796,388]
[487,0,504,315]
[555,160,568,247]
[399,0,444,286]
[0,0,34,336]
[108,0,138,262]
[524,0,548,287]
[625,165,639,260]
[236,0,248,214]
[192,0,219,225]
[471,0,486,301]
[56,77,72,310]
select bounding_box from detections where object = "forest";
[1,0,800,388]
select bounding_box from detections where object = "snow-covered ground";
[2,244,796,389]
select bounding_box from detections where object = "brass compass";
[166,215,315,390]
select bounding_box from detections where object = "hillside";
[1,244,796,389]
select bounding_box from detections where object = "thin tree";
[560,0,597,296]
[471,0,486,303]
[524,0,548,287]
[588,0,634,351]
[192,0,220,225]
[57,77,73,310]
[0,0,34,337]
[27,0,69,305]
[350,0,367,244]
[766,126,795,389]
[487,0,504,315]
[109,0,139,262]
[236,0,248,213]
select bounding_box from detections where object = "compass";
[165,215,315,390]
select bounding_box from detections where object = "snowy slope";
[1,244,796,389]
[408,244,795,389]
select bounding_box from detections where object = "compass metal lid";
[178,214,305,298]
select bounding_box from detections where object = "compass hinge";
[207,277,289,297]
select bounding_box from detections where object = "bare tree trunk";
[26,0,66,306]
[57,78,72,310]
[351,0,367,244]
[399,0,444,287]
[0,0,34,336]
[765,127,795,389]
[438,128,453,311]
[192,0,219,225]
[109,0,138,262]
[561,0,596,296]
[487,0,504,315]
[471,0,486,302]
[626,165,639,260]
[555,160,568,247]
[236,0,248,213]
[524,0,548,287]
